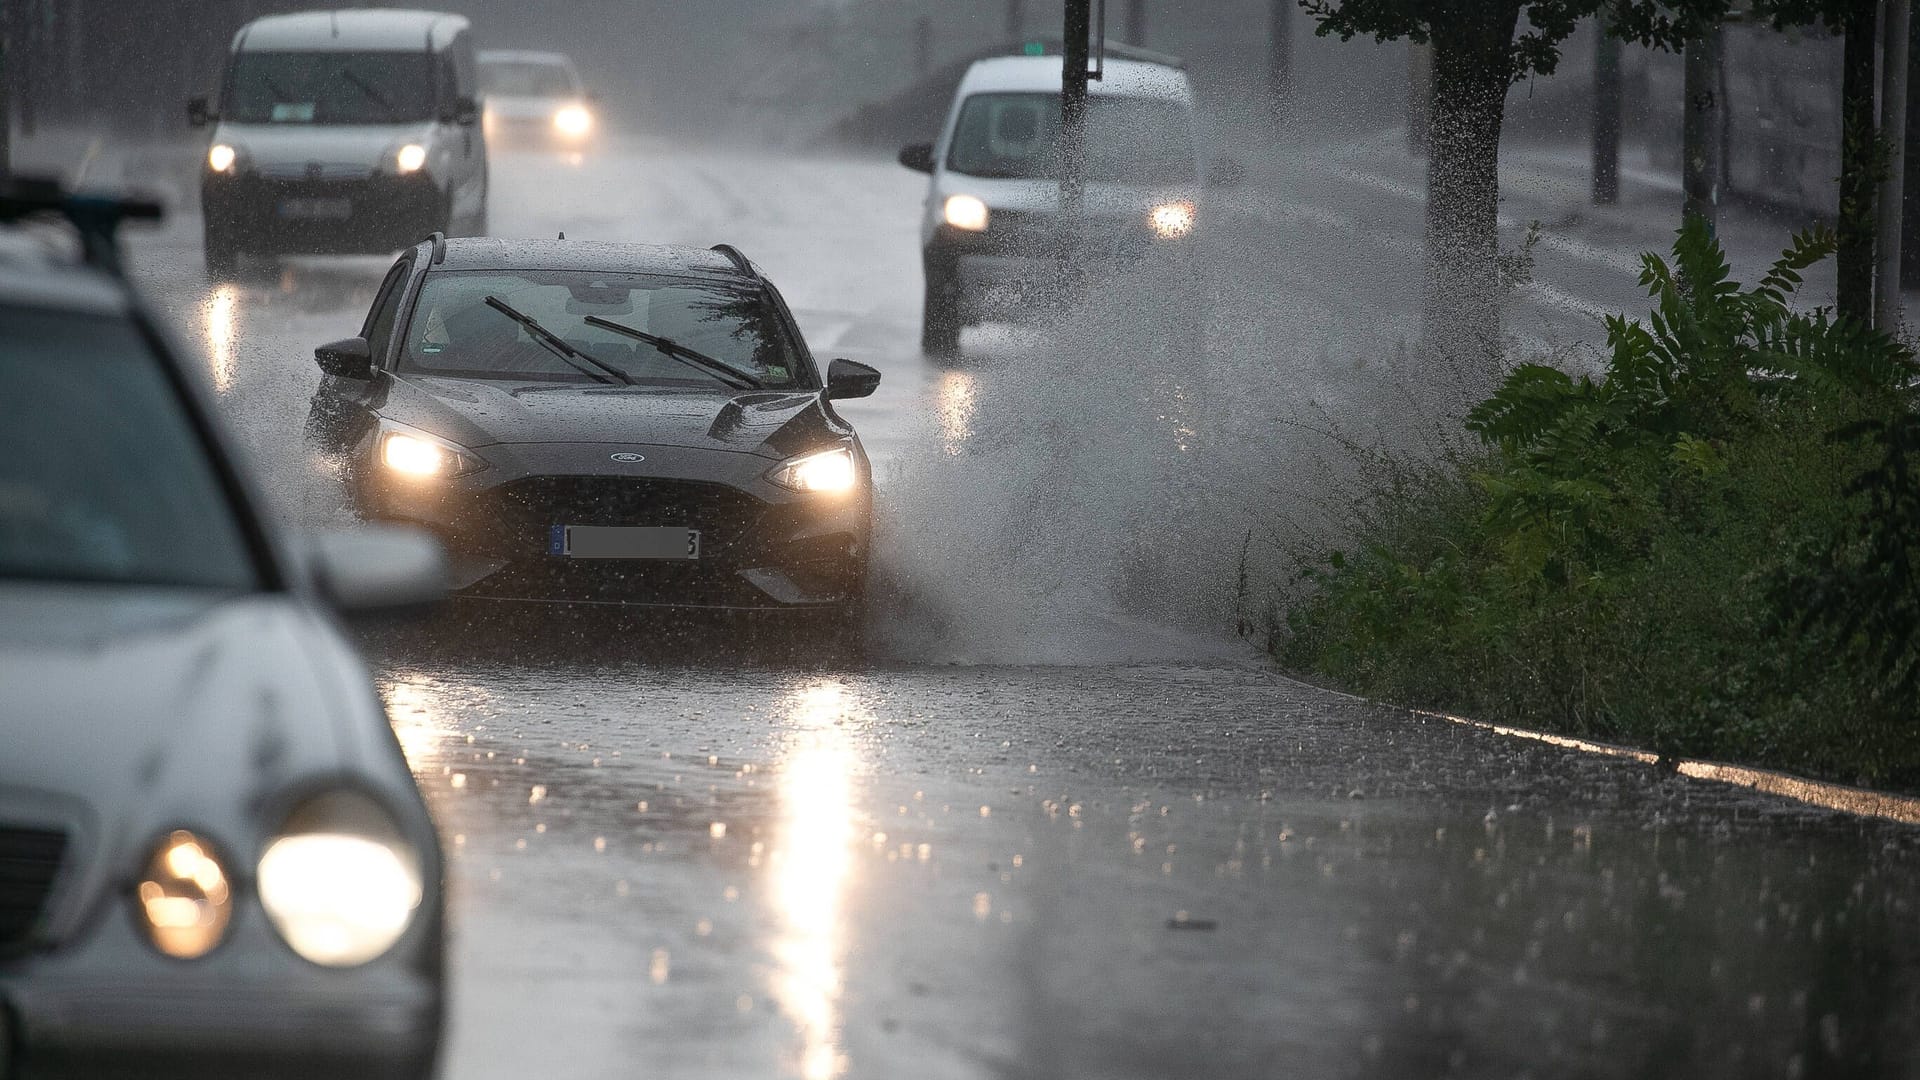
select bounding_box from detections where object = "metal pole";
[1126,0,1146,44]
[1269,0,1294,125]
[1006,0,1023,41]
[914,15,933,77]
[1407,43,1432,155]
[1877,0,1911,329]
[1062,0,1091,219]
[1593,26,1622,204]
[0,0,11,177]
[1682,24,1724,228]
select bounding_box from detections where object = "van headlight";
[395,144,429,174]
[136,830,234,959]
[1149,200,1196,239]
[943,194,990,232]
[767,446,858,494]
[258,791,425,967]
[207,144,239,173]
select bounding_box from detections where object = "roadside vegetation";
[1275,220,1920,789]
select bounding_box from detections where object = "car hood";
[380,375,852,460]
[213,121,434,174]
[0,582,415,945]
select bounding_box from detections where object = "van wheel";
[921,272,961,358]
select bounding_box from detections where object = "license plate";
[550,525,700,560]
[276,197,352,219]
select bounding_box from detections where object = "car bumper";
[203,172,443,253]
[356,443,870,611]
[4,973,438,1080]
[929,223,1194,321]
[484,115,594,152]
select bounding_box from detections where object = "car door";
[308,255,412,455]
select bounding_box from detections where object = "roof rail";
[421,230,447,264]
[710,243,758,279]
[0,176,162,276]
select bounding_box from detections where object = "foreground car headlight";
[395,143,429,174]
[553,104,593,139]
[380,427,484,479]
[768,446,859,494]
[1149,200,1196,239]
[943,193,990,232]
[207,143,238,173]
[137,830,233,959]
[259,791,424,967]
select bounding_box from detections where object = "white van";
[898,55,1201,355]
[190,9,488,278]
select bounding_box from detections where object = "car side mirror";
[315,336,374,379]
[451,95,480,126]
[303,525,447,614]
[825,358,881,400]
[187,96,214,127]
[898,143,935,174]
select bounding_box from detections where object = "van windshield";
[226,51,435,125]
[946,92,1197,186]
[480,60,577,98]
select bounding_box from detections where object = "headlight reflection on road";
[769,680,863,1080]
[937,370,977,455]
[205,284,238,392]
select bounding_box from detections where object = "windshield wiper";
[583,316,764,391]
[337,68,400,121]
[482,296,633,386]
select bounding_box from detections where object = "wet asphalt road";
[117,140,1920,1079]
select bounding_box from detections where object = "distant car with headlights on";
[189,9,489,279]
[305,235,881,639]
[0,180,447,1078]
[478,49,597,153]
[897,54,1203,356]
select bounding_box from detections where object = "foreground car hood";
[383,376,852,460]
[0,582,411,944]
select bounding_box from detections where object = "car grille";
[0,825,68,950]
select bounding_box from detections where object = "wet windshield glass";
[480,61,576,98]
[946,92,1197,185]
[0,307,257,590]
[225,51,434,124]
[402,271,804,388]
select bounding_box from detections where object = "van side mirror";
[187,96,214,128]
[315,337,374,379]
[825,358,881,400]
[450,96,480,126]
[898,143,935,174]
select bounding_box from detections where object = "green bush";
[1278,218,1920,787]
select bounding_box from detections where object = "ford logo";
[610,452,645,463]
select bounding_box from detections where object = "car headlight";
[380,427,484,479]
[1149,200,1196,239]
[943,193,990,232]
[136,830,233,959]
[395,143,429,174]
[207,144,238,173]
[552,104,593,138]
[767,446,859,494]
[258,791,424,967]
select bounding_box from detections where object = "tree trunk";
[1838,0,1881,324]
[1593,27,1623,205]
[1423,10,1521,384]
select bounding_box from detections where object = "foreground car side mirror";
[187,96,214,128]
[304,525,447,614]
[825,358,881,400]
[898,143,935,174]
[315,337,373,380]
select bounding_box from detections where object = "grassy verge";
[1275,219,1920,789]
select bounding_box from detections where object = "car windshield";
[401,271,806,389]
[946,92,1197,185]
[480,60,576,98]
[0,306,258,590]
[225,50,434,124]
